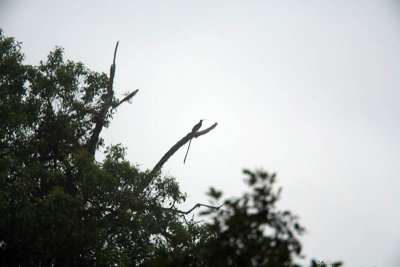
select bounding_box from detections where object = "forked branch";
[87,41,119,156]
[87,41,138,156]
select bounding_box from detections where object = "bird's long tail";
[183,138,192,164]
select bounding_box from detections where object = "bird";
[191,119,203,133]
[184,120,204,164]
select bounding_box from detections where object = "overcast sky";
[1,1,400,266]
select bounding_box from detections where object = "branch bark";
[87,41,119,156]
[142,122,218,189]
[115,89,139,108]
[87,42,139,157]
[176,203,226,215]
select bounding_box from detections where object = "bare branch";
[87,41,119,156]
[113,41,119,65]
[193,122,217,138]
[176,203,227,215]
[142,122,218,189]
[115,89,139,109]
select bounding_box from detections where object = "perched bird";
[184,120,204,164]
[191,119,203,133]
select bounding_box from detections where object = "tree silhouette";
[0,29,210,266]
[0,30,342,266]
[198,170,343,267]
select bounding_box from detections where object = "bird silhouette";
[184,120,203,164]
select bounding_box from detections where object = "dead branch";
[87,41,119,156]
[115,89,139,108]
[87,42,139,156]
[142,122,218,189]
[176,203,227,215]
[192,122,218,138]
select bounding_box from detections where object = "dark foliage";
[0,30,206,266]
[0,30,342,267]
[199,170,304,267]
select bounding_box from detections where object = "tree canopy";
[0,30,342,266]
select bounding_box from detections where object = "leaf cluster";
[199,170,304,267]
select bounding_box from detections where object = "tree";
[0,30,210,266]
[0,30,341,266]
[199,169,304,267]
[199,170,343,267]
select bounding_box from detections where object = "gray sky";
[1,0,400,266]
